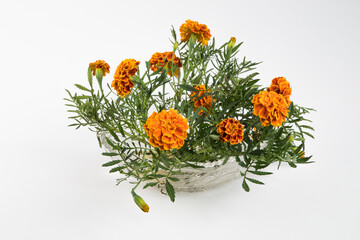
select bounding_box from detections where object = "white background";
[1,0,360,239]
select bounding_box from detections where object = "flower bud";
[95,68,103,82]
[131,190,149,213]
[229,37,236,48]
[173,41,179,52]
[286,134,294,143]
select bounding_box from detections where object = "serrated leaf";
[109,166,125,173]
[105,137,117,149]
[288,162,297,168]
[97,135,102,148]
[242,179,250,192]
[87,67,93,87]
[300,125,315,131]
[179,84,197,92]
[102,152,119,156]
[143,182,158,189]
[249,149,264,156]
[75,84,91,92]
[102,160,121,167]
[222,155,230,165]
[210,135,219,140]
[303,131,315,139]
[248,170,273,176]
[246,177,265,185]
[168,176,180,182]
[166,179,175,202]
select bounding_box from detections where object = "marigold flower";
[144,109,189,150]
[111,59,140,97]
[179,19,212,46]
[267,77,292,106]
[89,60,110,77]
[190,85,216,115]
[149,52,182,77]
[216,118,244,145]
[252,91,289,127]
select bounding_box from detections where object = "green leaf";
[75,84,91,92]
[303,131,315,139]
[97,135,102,148]
[246,177,264,185]
[242,179,250,192]
[179,84,197,92]
[168,176,180,182]
[87,67,93,87]
[109,166,125,173]
[248,170,273,176]
[107,129,120,142]
[300,125,315,131]
[210,135,220,140]
[143,182,158,189]
[249,149,264,156]
[288,162,297,168]
[102,152,119,156]
[166,179,175,202]
[102,160,121,167]
[222,155,230,165]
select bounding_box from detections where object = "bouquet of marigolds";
[65,19,315,212]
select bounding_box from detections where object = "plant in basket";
[65,19,315,212]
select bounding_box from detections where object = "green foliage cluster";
[65,26,314,209]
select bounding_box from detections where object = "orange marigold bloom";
[267,77,292,106]
[89,60,110,77]
[111,59,140,98]
[143,109,189,151]
[149,52,182,77]
[216,118,244,145]
[190,85,216,115]
[179,19,212,46]
[252,91,289,127]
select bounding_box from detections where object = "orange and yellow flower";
[89,60,110,77]
[143,109,189,150]
[190,85,216,115]
[179,19,212,46]
[216,118,244,145]
[252,91,289,127]
[111,59,140,98]
[267,77,292,106]
[149,52,182,77]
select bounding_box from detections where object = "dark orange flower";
[111,59,140,98]
[143,109,189,150]
[252,91,289,127]
[89,60,110,77]
[149,52,182,77]
[190,85,216,115]
[267,77,292,106]
[179,19,212,46]
[216,118,244,145]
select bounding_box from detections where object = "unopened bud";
[95,68,103,82]
[131,190,149,213]
[173,41,179,51]
[229,37,236,48]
